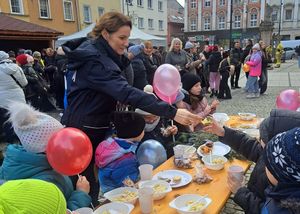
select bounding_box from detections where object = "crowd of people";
[0,11,299,214]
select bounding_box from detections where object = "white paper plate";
[197,141,231,157]
[153,170,192,188]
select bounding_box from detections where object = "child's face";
[190,82,202,95]
[265,167,278,186]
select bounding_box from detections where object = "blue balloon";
[137,139,167,169]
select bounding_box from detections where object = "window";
[148,18,153,29]
[158,1,163,11]
[148,0,152,9]
[234,0,241,4]
[10,0,23,14]
[83,5,92,23]
[218,16,225,29]
[205,0,211,7]
[251,0,258,2]
[204,17,211,30]
[39,0,50,18]
[137,0,143,7]
[191,19,196,31]
[191,0,196,8]
[138,17,144,28]
[272,10,278,21]
[159,20,163,30]
[250,10,257,27]
[63,1,73,21]
[219,0,225,6]
[285,9,292,20]
[234,15,241,28]
[98,7,104,17]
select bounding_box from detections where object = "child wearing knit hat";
[0,102,92,211]
[0,179,67,214]
[262,127,300,213]
[179,73,219,132]
[95,111,145,193]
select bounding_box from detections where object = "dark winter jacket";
[230,47,243,66]
[131,53,148,90]
[219,109,300,214]
[61,36,177,135]
[262,184,300,214]
[207,51,222,72]
[243,44,253,62]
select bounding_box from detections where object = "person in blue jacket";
[61,11,201,204]
[0,102,91,211]
[261,127,300,214]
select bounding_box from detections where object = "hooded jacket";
[0,59,27,108]
[0,144,91,211]
[246,51,262,77]
[219,109,300,214]
[61,37,176,134]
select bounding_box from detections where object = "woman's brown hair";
[90,12,132,39]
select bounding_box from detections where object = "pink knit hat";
[8,102,63,153]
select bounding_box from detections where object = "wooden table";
[131,157,251,214]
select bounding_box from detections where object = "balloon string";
[171,120,175,143]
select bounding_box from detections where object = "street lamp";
[278,0,283,37]
[229,0,233,50]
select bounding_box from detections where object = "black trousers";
[230,65,241,87]
[259,68,268,94]
[218,72,231,99]
[0,108,17,143]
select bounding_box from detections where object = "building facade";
[167,0,184,46]
[78,0,121,30]
[184,0,266,48]
[121,0,168,38]
[0,0,78,35]
[267,0,300,40]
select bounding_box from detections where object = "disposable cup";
[138,187,154,214]
[173,145,184,158]
[74,207,94,214]
[139,164,153,181]
[228,165,244,182]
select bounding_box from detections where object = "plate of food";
[238,113,256,121]
[153,170,192,188]
[103,187,138,205]
[197,141,231,157]
[238,124,257,129]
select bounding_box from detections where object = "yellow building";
[0,0,78,35]
[77,0,121,30]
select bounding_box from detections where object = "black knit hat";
[112,111,145,139]
[181,73,201,92]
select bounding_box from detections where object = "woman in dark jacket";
[207,45,222,97]
[203,109,300,214]
[61,12,201,206]
[259,41,271,95]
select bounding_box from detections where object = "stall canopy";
[56,24,166,47]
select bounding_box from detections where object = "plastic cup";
[138,187,154,214]
[74,207,94,214]
[228,165,244,182]
[139,164,153,181]
[173,145,184,158]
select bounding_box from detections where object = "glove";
[128,43,145,56]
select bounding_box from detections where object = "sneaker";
[235,86,241,89]
[255,93,260,98]
[246,93,256,99]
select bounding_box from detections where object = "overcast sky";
[177,0,184,7]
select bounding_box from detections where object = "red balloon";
[276,89,300,111]
[46,128,93,176]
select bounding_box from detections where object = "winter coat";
[207,51,222,72]
[242,44,253,62]
[165,50,188,70]
[219,109,300,214]
[230,47,243,66]
[143,53,159,85]
[61,36,177,138]
[0,144,92,210]
[131,53,148,90]
[246,51,262,77]
[186,52,202,75]
[261,184,300,214]
[0,59,27,108]
[95,137,139,193]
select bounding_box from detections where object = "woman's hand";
[227,174,245,194]
[174,109,203,126]
[76,175,90,194]
[202,119,225,137]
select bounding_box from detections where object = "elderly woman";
[165,38,188,76]
[61,12,201,205]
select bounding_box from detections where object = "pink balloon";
[276,89,300,111]
[153,64,181,103]
[154,84,178,104]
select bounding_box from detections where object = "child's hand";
[76,176,90,194]
[202,119,225,137]
[211,100,220,109]
[167,125,178,135]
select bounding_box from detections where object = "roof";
[0,13,63,38]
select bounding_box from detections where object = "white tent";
[56,24,166,47]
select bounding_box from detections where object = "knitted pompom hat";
[8,102,63,153]
[0,179,66,214]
